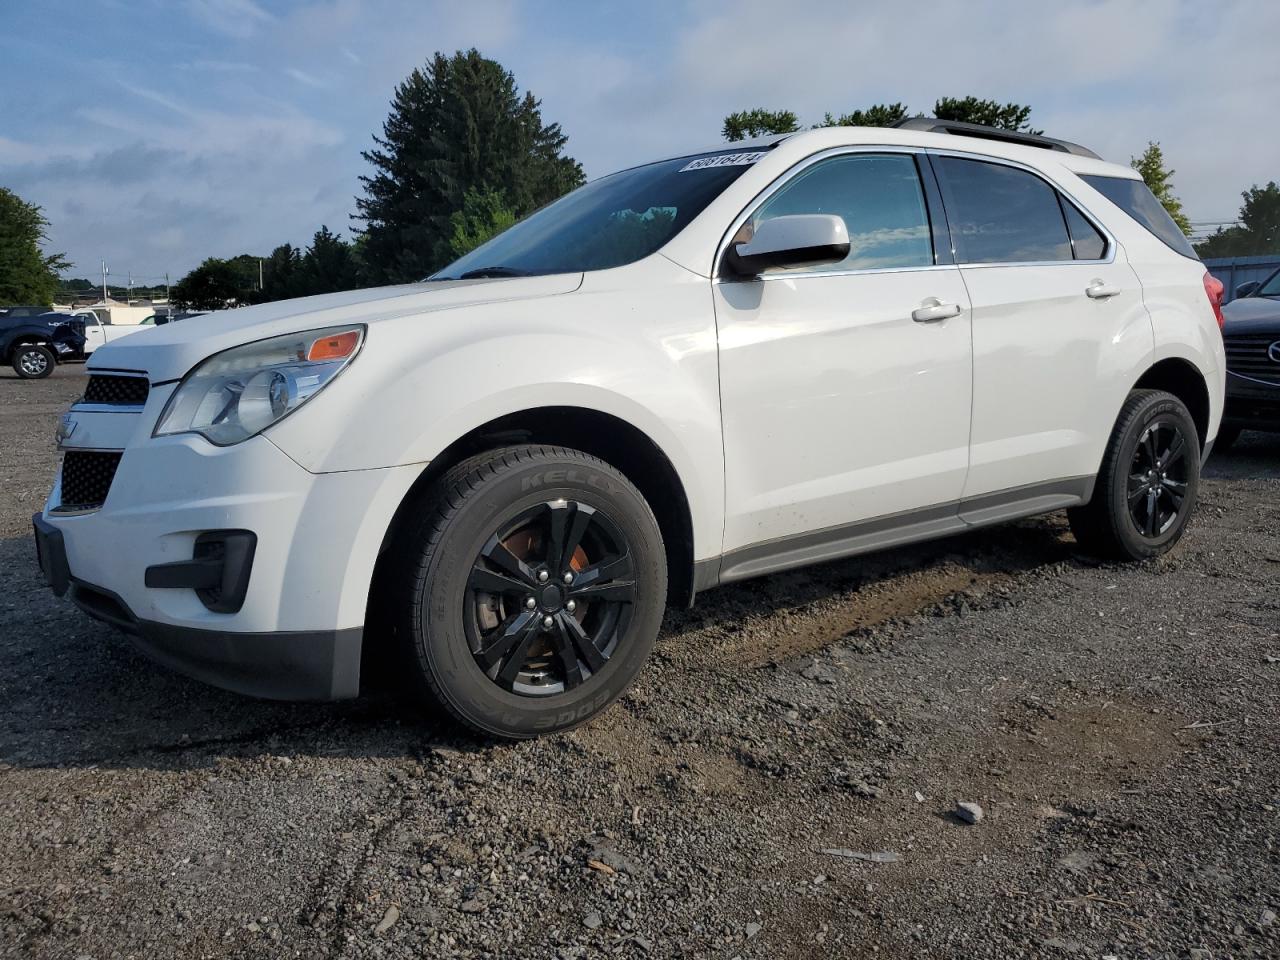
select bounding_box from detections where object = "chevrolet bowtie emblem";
[55,414,77,446]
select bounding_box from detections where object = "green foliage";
[587,207,678,270]
[722,109,801,142]
[816,103,910,128]
[173,225,369,309]
[447,188,518,259]
[0,187,68,305]
[1131,143,1192,237]
[725,97,1040,141]
[170,258,250,311]
[356,48,584,283]
[298,226,360,295]
[933,96,1040,134]
[261,243,302,301]
[1195,182,1280,258]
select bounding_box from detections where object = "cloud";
[5,0,1279,280]
[284,67,329,89]
[185,0,274,39]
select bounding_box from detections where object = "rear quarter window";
[1080,175,1198,260]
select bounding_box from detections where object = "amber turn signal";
[307,329,361,361]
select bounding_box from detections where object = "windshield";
[430,150,770,279]
[1258,269,1280,297]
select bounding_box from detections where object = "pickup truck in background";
[1,312,89,379]
[80,312,148,355]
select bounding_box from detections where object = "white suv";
[34,120,1226,738]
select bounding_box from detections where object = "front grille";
[84,374,150,405]
[1224,334,1280,385]
[57,451,123,511]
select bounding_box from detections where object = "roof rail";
[892,117,1101,160]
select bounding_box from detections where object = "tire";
[1213,424,1241,455]
[12,344,54,379]
[1068,389,1200,561]
[388,445,667,739]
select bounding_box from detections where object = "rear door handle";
[1085,280,1122,299]
[912,299,962,323]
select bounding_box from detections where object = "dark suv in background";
[1219,267,1280,450]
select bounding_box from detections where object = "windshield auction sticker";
[678,151,767,172]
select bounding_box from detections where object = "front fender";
[266,258,725,562]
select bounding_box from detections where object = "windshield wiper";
[456,266,530,280]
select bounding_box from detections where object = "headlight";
[154,325,364,445]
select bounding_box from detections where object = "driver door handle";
[1085,280,1122,299]
[912,299,962,323]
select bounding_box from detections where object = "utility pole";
[259,258,264,292]
[101,260,109,303]
[165,272,170,305]
[127,272,133,305]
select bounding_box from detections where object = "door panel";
[959,261,1152,497]
[83,319,106,354]
[928,153,1154,497]
[716,267,973,553]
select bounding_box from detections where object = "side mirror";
[723,214,850,277]
[1235,280,1260,299]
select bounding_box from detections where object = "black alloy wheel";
[1068,389,1200,560]
[387,444,667,739]
[466,500,636,696]
[1126,419,1191,538]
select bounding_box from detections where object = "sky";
[1,0,1277,284]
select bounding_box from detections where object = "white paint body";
[80,313,147,354]
[43,126,1224,642]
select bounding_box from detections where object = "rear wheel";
[12,344,54,379]
[1069,389,1200,560]
[389,445,667,739]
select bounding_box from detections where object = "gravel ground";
[1,365,1277,960]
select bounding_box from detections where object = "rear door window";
[934,157,1072,264]
[1080,174,1197,260]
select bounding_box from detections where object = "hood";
[89,274,583,381]
[1222,295,1280,335]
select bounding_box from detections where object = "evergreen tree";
[725,97,1040,141]
[0,187,69,305]
[816,103,910,128]
[933,96,1040,134]
[1131,142,1192,237]
[298,226,359,294]
[356,48,583,282]
[262,243,302,301]
[722,109,801,142]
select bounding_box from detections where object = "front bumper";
[1223,372,1280,431]
[36,512,362,699]
[37,425,422,700]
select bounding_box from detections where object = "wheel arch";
[4,334,53,361]
[369,406,699,614]
[1133,357,1212,450]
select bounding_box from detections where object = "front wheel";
[12,344,54,379]
[389,445,667,739]
[1068,389,1200,560]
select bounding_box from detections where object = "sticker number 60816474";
[678,151,767,172]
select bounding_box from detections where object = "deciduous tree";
[0,187,68,305]
[1195,182,1280,258]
